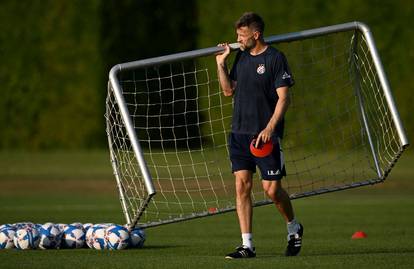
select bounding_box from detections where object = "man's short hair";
[235,12,265,35]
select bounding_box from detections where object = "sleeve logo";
[282,72,291,79]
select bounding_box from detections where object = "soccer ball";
[83,223,93,232]
[85,225,99,248]
[106,225,129,250]
[14,222,35,230]
[86,225,107,250]
[0,228,16,249]
[57,223,68,232]
[13,227,40,250]
[0,224,13,231]
[39,223,62,249]
[91,226,107,250]
[129,228,146,248]
[70,222,84,229]
[62,225,85,249]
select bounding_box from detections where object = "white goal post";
[105,21,409,229]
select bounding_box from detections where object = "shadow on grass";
[258,247,414,259]
[308,247,414,257]
[137,244,183,250]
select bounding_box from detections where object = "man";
[216,12,303,258]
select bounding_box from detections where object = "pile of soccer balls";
[0,222,145,250]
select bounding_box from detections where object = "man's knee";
[264,182,286,202]
[235,173,252,196]
[264,186,278,200]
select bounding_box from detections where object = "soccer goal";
[105,22,409,229]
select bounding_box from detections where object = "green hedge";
[0,1,103,149]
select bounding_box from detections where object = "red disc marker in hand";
[250,138,273,158]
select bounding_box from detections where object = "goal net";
[105,22,408,228]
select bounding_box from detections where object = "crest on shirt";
[256,64,265,74]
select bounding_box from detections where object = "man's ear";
[253,31,261,40]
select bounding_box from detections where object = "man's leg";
[262,179,304,256]
[225,170,256,259]
[262,180,293,222]
[235,170,253,235]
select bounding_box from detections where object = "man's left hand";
[256,127,273,147]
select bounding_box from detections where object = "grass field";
[0,150,413,269]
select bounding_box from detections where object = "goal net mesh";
[106,29,404,228]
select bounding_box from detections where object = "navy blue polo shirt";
[229,46,294,138]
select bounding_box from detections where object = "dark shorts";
[229,132,286,180]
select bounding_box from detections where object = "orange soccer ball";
[250,138,273,158]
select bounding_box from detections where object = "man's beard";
[240,38,256,51]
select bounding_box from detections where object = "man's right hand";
[216,43,231,66]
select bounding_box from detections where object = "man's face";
[236,26,258,51]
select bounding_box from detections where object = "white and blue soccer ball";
[57,223,68,232]
[106,225,129,250]
[69,222,84,229]
[13,222,35,230]
[0,228,16,249]
[86,225,107,250]
[62,225,85,249]
[83,223,93,232]
[129,228,146,248]
[39,223,62,249]
[85,224,99,248]
[0,224,14,231]
[13,227,40,250]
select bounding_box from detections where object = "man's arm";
[216,43,236,97]
[256,86,290,146]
